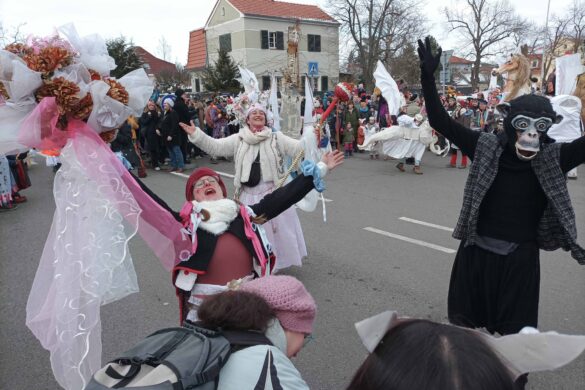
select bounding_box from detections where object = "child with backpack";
[85,276,316,389]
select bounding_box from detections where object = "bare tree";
[444,0,527,89]
[157,65,190,91]
[157,36,172,61]
[566,0,585,53]
[509,22,545,55]
[328,0,426,90]
[542,15,570,82]
[0,22,27,46]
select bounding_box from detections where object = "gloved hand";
[417,36,442,79]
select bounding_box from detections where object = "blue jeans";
[167,145,184,169]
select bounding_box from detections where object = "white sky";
[0,0,574,66]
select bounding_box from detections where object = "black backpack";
[85,323,272,390]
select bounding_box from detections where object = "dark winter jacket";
[159,109,181,146]
[139,110,161,150]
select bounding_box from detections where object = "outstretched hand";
[321,150,344,171]
[417,36,442,78]
[179,120,197,135]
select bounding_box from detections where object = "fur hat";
[241,275,317,334]
[161,96,174,108]
[185,167,227,201]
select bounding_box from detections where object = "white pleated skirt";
[239,181,307,271]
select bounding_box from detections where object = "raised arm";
[417,37,480,157]
[560,135,585,172]
[251,151,343,220]
[181,120,238,158]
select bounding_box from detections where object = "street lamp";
[540,0,552,92]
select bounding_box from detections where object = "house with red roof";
[134,46,177,80]
[447,55,497,91]
[187,0,339,93]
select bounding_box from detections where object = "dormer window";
[221,7,225,16]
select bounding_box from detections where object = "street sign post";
[440,50,453,94]
[308,61,319,77]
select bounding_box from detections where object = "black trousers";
[448,241,540,335]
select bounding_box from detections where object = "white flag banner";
[556,54,583,96]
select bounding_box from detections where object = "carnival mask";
[496,95,562,161]
[511,115,554,161]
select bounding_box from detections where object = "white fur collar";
[195,199,239,235]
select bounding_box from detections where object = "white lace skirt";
[239,181,307,270]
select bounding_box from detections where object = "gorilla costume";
[417,38,585,336]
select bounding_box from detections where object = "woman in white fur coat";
[180,103,307,271]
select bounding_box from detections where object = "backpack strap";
[222,329,273,352]
[106,330,191,387]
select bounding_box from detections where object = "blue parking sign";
[308,62,318,76]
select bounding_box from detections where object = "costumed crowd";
[2,23,585,390]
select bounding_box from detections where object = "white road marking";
[171,172,190,179]
[399,217,454,232]
[363,227,456,254]
[171,171,333,201]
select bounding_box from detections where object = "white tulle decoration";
[26,140,139,390]
[0,51,43,155]
[58,24,116,76]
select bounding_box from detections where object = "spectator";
[139,100,163,170]
[174,88,191,164]
[344,101,359,152]
[197,275,316,389]
[159,97,184,173]
[347,316,516,390]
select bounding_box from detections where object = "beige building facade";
[187,0,339,93]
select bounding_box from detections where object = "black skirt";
[448,241,540,335]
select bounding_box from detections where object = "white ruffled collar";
[195,199,239,235]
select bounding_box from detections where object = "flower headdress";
[226,66,275,127]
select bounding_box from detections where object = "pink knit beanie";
[240,276,317,334]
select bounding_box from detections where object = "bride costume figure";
[181,68,317,271]
[0,25,190,390]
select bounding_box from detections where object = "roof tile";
[187,29,207,70]
[228,0,337,22]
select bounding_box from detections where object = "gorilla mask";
[496,95,563,161]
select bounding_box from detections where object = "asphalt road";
[1,151,584,389]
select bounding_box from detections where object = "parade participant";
[0,155,17,210]
[363,116,380,159]
[159,96,184,173]
[390,114,426,174]
[347,310,585,390]
[417,37,585,339]
[327,103,344,151]
[180,105,309,271]
[448,97,469,168]
[197,275,316,389]
[171,151,343,323]
[470,98,489,132]
[548,95,584,179]
[357,118,366,149]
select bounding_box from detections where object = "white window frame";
[268,32,277,49]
